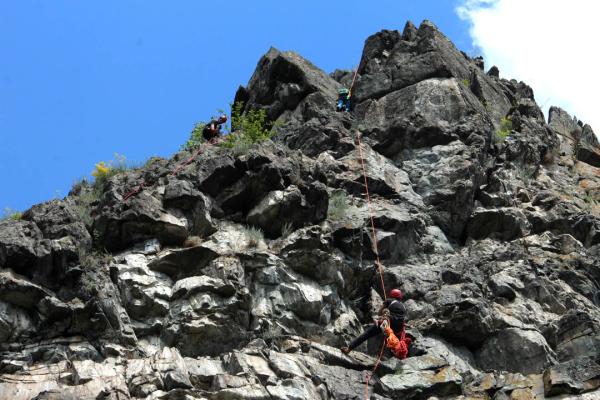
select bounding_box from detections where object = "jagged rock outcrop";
[2,20,600,399]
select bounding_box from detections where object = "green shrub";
[461,78,471,88]
[0,208,23,222]
[221,102,276,150]
[181,122,207,151]
[495,117,513,141]
[328,191,350,221]
[181,102,278,153]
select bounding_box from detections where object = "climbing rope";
[343,60,391,399]
[364,341,386,400]
[121,139,219,203]
[355,130,387,299]
[353,129,389,400]
[348,60,362,98]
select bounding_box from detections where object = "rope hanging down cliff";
[346,64,403,399]
[354,128,389,400]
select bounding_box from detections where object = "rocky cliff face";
[2,20,600,400]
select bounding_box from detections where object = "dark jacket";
[202,119,222,141]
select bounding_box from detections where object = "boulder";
[112,254,172,322]
[466,208,530,241]
[577,125,600,167]
[332,145,423,205]
[246,183,328,238]
[477,328,556,374]
[163,179,217,237]
[148,246,219,280]
[22,199,91,249]
[353,21,473,102]
[0,300,36,342]
[235,47,340,122]
[378,355,463,399]
[355,78,492,157]
[553,311,600,361]
[548,106,582,159]
[93,190,189,251]
[185,356,225,388]
[0,270,52,309]
[0,220,50,273]
[401,141,485,239]
[543,357,600,396]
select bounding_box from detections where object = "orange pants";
[383,326,411,359]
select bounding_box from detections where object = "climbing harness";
[378,308,410,358]
[383,323,410,359]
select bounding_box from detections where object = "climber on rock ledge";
[202,114,228,143]
[341,288,412,359]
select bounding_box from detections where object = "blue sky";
[1,1,475,212]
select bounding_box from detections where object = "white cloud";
[457,0,600,133]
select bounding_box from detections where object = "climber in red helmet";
[341,288,411,359]
[202,114,228,143]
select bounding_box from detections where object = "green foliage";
[495,117,513,142]
[181,102,278,153]
[221,102,276,151]
[0,208,23,222]
[461,78,471,88]
[181,122,207,151]
[244,225,265,247]
[328,191,350,221]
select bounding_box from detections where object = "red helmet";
[218,114,228,123]
[390,288,402,299]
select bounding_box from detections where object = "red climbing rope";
[354,129,389,400]
[355,131,387,299]
[364,341,386,400]
[348,60,362,97]
[122,181,146,202]
[121,138,220,202]
[168,142,209,177]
